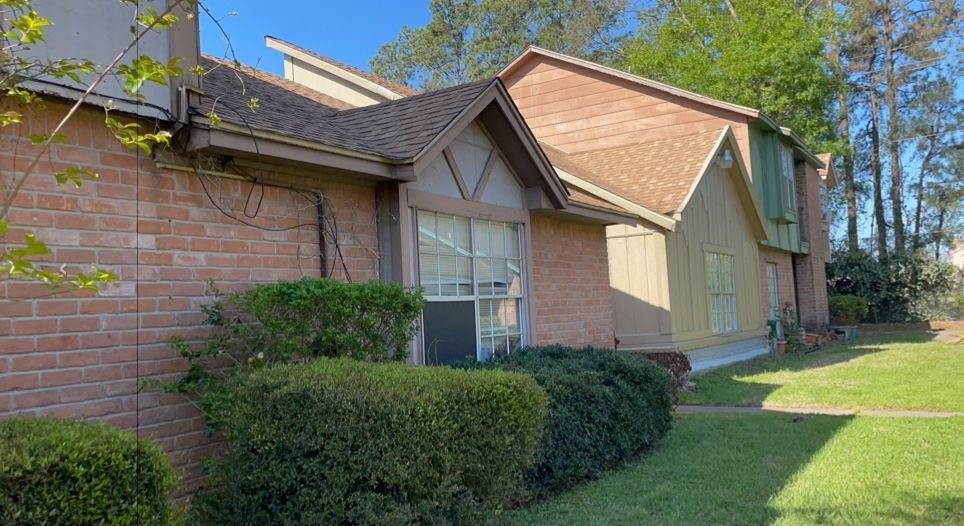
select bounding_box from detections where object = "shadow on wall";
[610,288,672,350]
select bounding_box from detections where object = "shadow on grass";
[513,413,853,525]
[776,494,964,525]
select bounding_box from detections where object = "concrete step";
[688,337,771,372]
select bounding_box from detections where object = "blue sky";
[199,0,430,76]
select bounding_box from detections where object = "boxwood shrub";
[466,345,673,495]
[197,358,548,524]
[0,417,179,525]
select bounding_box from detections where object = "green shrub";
[464,345,673,496]
[829,294,870,325]
[155,278,424,416]
[0,417,179,525]
[197,358,547,525]
[231,278,424,361]
[828,251,958,322]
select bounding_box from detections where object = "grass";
[679,331,964,411]
[512,413,964,525]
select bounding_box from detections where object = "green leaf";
[136,5,179,30]
[28,131,65,145]
[0,111,22,127]
[54,166,99,188]
[7,10,49,44]
[116,55,182,94]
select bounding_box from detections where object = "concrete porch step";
[687,337,771,372]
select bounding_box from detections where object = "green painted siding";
[748,125,803,254]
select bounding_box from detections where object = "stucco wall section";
[529,212,614,348]
[0,102,379,494]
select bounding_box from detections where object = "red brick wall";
[758,247,795,322]
[794,162,830,328]
[0,102,378,494]
[529,213,614,348]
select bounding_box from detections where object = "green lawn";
[512,413,964,525]
[679,331,964,411]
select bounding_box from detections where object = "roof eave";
[554,167,676,231]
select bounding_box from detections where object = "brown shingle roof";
[542,129,724,215]
[196,55,492,160]
[203,55,353,110]
[266,35,420,97]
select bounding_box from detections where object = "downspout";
[791,253,801,325]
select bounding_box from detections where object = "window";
[766,263,779,321]
[417,210,524,363]
[706,252,737,334]
[781,144,797,210]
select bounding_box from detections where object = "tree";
[0,0,195,292]
[370,0,629,90]
[621,0,839,149]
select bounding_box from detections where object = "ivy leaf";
[116,55,182,94]
[0,111,22,127]
[54,166,99,188]
[28,131,65,145]
[6,10,49,44]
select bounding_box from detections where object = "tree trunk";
[934,205,945,260]
[869,86,888,259]
[829,33,859,252]
[882,0,905,254]
[912,139,936,251]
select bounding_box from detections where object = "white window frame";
[781,144,797,210]
[415,209,526,362]
[706,251,738,335]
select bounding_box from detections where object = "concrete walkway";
[675,404,964,418]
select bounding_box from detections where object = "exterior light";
[717,149,733,169]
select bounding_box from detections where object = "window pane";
[418,211,436,251]
[439,255,458,296]
[711,295,723,334]
[477,257,493,296]
[455,216,472,255]
[457,256,473,295]
[706,253,720,293]
[479,337,494,361]
[479,299,494,336]
[508,334,521,353]
[493,335,508,357]
[506,224,520,258]
[507,260,523,296]
[491,222,506,257]
[419,252,440,296]
[506,299,521,334]
[437,214,456,255]
[490,299,508,335]
[475,220,490,256]
[721,255,734,293]
[491,258,509,296]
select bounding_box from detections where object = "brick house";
[0,9,633,493]
[498,47,836,361]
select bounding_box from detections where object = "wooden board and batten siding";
[607,163,764,351]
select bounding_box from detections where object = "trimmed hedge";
[0,417,179,525]
[466,345,673,495]
[197,358,548,524]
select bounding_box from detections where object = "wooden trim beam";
[442,147,471,199]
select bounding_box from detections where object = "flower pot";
[775,340,787,355]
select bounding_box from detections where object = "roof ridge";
[332,78,495,115]
[264,35,420,97]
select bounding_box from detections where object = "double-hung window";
[417,210,524,364]
[706,252,737,334]
[781,144,797,210]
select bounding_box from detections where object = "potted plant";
[780,303,805,354]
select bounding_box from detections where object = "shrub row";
[0,417,178,526]
[464,345,674,495]
[196,358,548,525]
